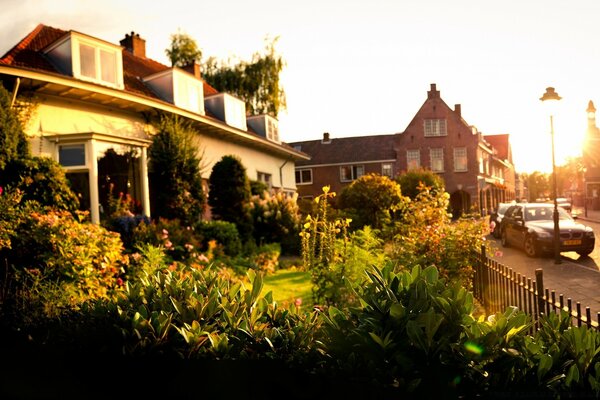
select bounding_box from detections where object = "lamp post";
[540,87,562,264]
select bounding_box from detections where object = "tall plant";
[148,114,206,225]
[0,81,30,170]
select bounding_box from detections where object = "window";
[59,144,86,167]
[430,148,444,172]
[407,149,420,170]
[295,169,312,185]
[340,165,364,182]
[77,42,118,86]
[381,163,393,177]
[424,119,447,137]
[257,172,272,188]
[454,147,468,172]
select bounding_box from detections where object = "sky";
[2,0,600,173]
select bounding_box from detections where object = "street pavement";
[489,205,600,319]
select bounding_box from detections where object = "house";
[290,84,516,217]
[0,24,308,223]
[583,100,600,209]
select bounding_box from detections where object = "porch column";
[140,147,151,218]
[88,139,100,224]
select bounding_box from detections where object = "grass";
[263,268,313,311]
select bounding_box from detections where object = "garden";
[2,85,600,399]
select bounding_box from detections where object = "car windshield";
[524,206,572,221]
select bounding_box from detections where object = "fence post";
[535,269,545,319]
[480,244,489,313]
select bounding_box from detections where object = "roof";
[484,134,511,161]
[289,134,397,166]
[0,23,219,101]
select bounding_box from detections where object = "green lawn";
[263,268,313,310]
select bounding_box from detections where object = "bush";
[208,155,253,242]
[195,220,242,257]
[396,167,445,200]
[148,114,206,225]
[0,81,30,170]
[250,190,301,254]
[0,157,79,212]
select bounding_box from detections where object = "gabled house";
[290,84,516,217]
[0,24,308,223]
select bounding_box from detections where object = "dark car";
[555,198,572,213]
[500,203,595,257]
[489,202,514,238]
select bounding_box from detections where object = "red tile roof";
[289,134,397,166]
[484,134,511,161]
[0,23,219,100]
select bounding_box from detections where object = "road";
[486,218,600,317]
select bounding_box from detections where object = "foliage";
[195,220,242,257]
[300,186,353,307]
[396,167,445,200]
[1,209,127,324]
[165,30,202,67]
[338,173,408,231]
[208,155,253,242]
[0,156,79,212]
[203,37,286,117]
[0,81,30,170]
[250,190,301,254]
[524,171,550,201]
[250,179,269,196]
[389,184,488,289]
[148,114,206,225]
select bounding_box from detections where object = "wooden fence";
[473,245,599,331]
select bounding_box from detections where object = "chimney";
[322,132,331,143]
[455,104,461,118]
[183,61,201,79]
[427,83,440,99]
[120,31,146,58]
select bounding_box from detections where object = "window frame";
[453,147,468,172]
[74,37,123,88]
[295,168,313,185]
[340,165,364,182]
[424,119,448,137]
[406,149,421,171]
[430,148,445,172]
[58,143,87,169]
[381,163,393,177]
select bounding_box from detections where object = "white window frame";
[58,143,88,170]
[340,165,364,182]
[381,163,393,177]
[295,169,313,185]
[257,171,272,188]
[424,119,447,137]
[453,147,468,172]
[407,149,421,171]
[430,148,444,172]
[73,38,123,89]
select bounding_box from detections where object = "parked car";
[489,202,514,238]
[500,203,595,257]
[555,197,572,213]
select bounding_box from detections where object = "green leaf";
[538,354,553,381]
[565,364,580,387]
[390,303,405,320]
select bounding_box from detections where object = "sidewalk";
[573,206,600,224]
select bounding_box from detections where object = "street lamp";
[540,87,562,264]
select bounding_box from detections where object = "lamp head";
[540,87,562,102]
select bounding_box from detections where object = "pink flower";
[0,186,3,196]
[295,298,302,307]
[116,277,124,286]
[494,250,503,257]
[165,240,173,249]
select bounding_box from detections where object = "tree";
[396,168,445,200]
[148,115,206,225]
[208,155,253,242]
[0,82,30,170]
[165,31,202,68]
[203,37,286,117]
[338,174,407,231]
[524,171,550,201]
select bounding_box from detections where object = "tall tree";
[165,31,203,68]
[148,114,206,225]
[203,36,286,117]
[208,155,253,242]
[524,171,550,201]
[396,168,445,200]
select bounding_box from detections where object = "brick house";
[583,100,600,209]
[0,24,308,223]
[290,84,516,217]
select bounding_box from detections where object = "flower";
[295,298,302,307]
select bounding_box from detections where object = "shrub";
[195,220,242,257]
[148,114,206,225]
[0,157,79,212]
[250,190,301,253]
[0,81,30,170]
[396,167,445,200]
[338,173,408,231]
[208,155,253,242]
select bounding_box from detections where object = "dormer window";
[143,68,205,115]
[247,114,280,143]
[44,32,124,89]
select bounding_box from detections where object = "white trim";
[296,159,396,169]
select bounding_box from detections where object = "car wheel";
[577,249,593,257]
[524,235,538,258]
[501,229,509,247]
[493,225,501,239]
